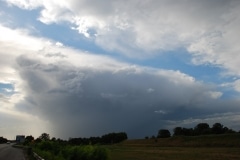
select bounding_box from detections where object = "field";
[106,134,240,160]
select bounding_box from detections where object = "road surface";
[0,143,25,160]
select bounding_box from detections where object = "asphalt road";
[0,143,25,160]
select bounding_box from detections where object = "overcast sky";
[1,0,240,139]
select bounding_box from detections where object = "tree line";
[155,122,238,138]
[69,132,128,145]
[23,132,128,145]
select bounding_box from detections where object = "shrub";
[62,145,108,160]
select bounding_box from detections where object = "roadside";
[13,144,41,160]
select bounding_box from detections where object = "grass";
[108,146,240,160]
[106,134,240,160]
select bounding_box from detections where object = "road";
[0,143,25,160]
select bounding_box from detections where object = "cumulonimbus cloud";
[1,23,236,138]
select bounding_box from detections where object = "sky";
[1,0,240,140]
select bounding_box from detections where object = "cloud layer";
[5,0,240,72]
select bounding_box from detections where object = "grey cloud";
[14,55,238,138]
[0,94,10,103]
[45,52,67,59]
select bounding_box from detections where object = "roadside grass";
[32,144,109,160]
[106,134,240,160]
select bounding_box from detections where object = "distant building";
[16,135,25,143]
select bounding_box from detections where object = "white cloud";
[147,88,154,93]
[205,91,223,99]
[154,110,167,114]
[55,42,63,47]
[5,0,43,10]
[220,79,240,93]
[5,0,240,77]
[232,80,240,92]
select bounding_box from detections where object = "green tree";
[24,135,34,145]
[157,129,171,138]
[39,133,50,141]
[173,127,183,136]
[212,123,224,134]
[51,137,56,141]
[101,132,128,144]
[0,137,7,144]
[194,123,210,135]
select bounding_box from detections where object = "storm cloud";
[12,48,239,138]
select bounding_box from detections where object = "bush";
[34,141,108,160]
[64,145,108,160]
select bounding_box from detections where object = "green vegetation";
[0,136,8,143]
[107,134,240,160]
[20,123,240,160]
[24,132,127,160]
[121,134,240,147]
[69,132,127,145]
[172,123,236,137]
[33,142,108,160]
[154,122,238,139]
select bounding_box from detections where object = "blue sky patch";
[0,83,14,95]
